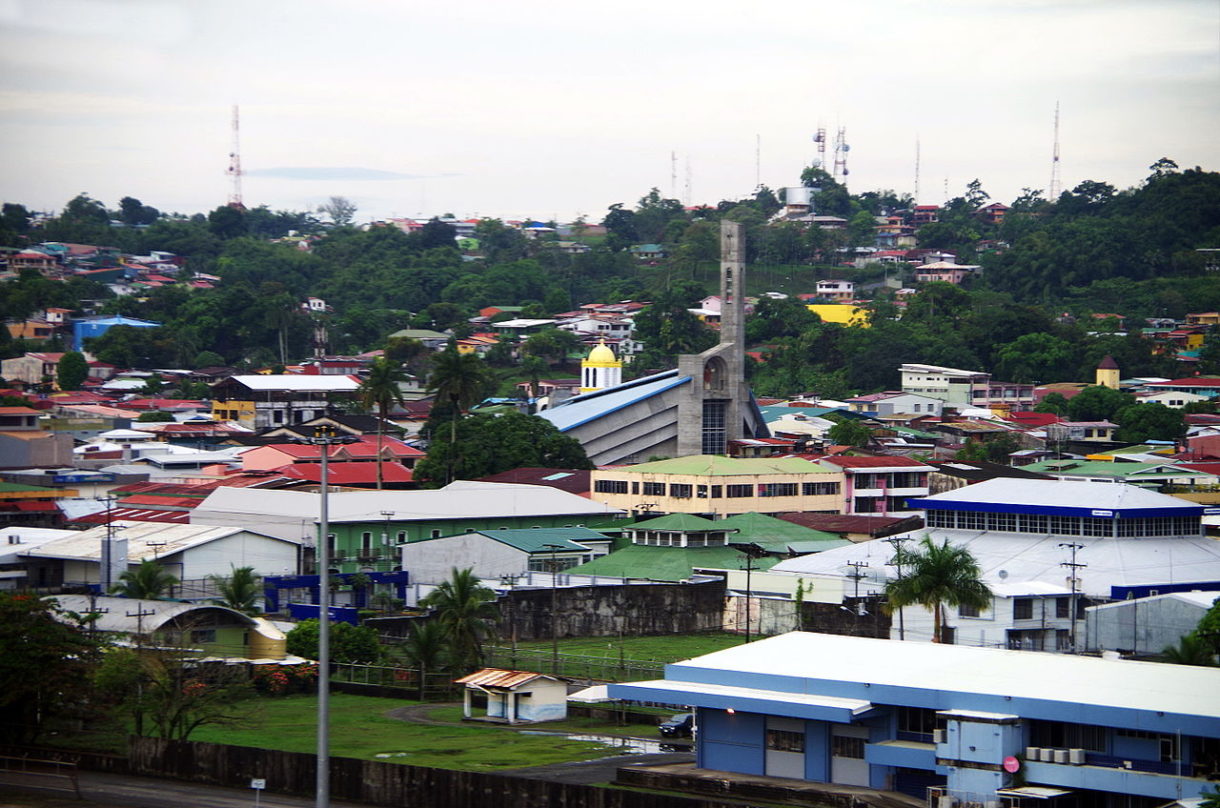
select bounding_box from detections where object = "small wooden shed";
[455,668,568,724]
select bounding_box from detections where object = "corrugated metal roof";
[455,668,554,689]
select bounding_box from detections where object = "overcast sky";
[2,0,1217,224]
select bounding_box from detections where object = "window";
[361,532,372,552]
[594,479,628,494]
[631,481,639,495]
[190,629,216,644]
[1056,597,1070,619]
[767,729,806,753]
[758,483,797,498]
[896,706,939,742]
[726,484,752,498]
[642,482,666,497]
[803,482,840,496]
[430,529,441,538]
[959,601,981,618]
[669,483,693,498]
[832,735,865,759]
[710,485,722,499]
[1013,598,1034,620]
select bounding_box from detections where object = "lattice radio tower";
[227,105,245,209]
[1048,101,1062,202]
[812,127,827,170]
[832,126,850,183]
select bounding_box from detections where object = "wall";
[399,534,525,585]
[1087,597,1209,655]
[500,578,727,642]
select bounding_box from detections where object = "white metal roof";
[770,528,1220,597]
[228,374,360,392]
[1088,590,1220,612]
[614,677,873,714]
[915,478,1200,512]
[22,520,291,561]
[53,594,259,634]
[668,632,1220,720]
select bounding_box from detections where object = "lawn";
[189,693,628,771]
[511,632,744,664]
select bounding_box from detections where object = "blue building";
[73,315,161,351]
[609,632,1220,805]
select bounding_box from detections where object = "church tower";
[580,339,622,393]
[676,219,757,456]
[1096,355,1120,390]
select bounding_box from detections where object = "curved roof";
[539,370,690,432]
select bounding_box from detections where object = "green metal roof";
[619,455,821,477]
[0,482,58,494]
[716,512,842,544]
[569,545,778,582]
[1019,460,1183,478]
[629,513,724,531]
[430,527,611,553]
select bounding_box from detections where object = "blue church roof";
[908,478,1204,519]
[539,370,691,432]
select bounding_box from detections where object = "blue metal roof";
[539,370,690,432]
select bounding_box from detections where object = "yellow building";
[805,304,870,327]
[580,340,622,393]
[1095,355,1120,390]
[590,455,845,518]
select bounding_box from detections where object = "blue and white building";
[609,632,1220,805]
[769,480,1220,651]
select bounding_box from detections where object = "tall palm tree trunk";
[376,402,386,489]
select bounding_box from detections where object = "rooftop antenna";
[1049,101,1062,201]
[226,105,244,209]
[914,137,921,206]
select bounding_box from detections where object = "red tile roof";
[818,455,932,469]
[275,461,414,484]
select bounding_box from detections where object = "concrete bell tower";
[580,339,622,393]
[1096,355,1120,390]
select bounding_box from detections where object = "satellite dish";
[842,144,851,152]
[998,569,1009,579]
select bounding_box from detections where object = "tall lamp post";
[728,537,762,643]
[302,426,358,808]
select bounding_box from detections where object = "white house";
[455,668,568,724]
[398,527,610,584]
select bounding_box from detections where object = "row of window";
[925,509,1201,538]
[852,473,928,489]
[593,480,841,498]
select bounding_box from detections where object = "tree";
[111,559,179,600]
[1197,595,1220,656]
[358,357,409,489]
[415,410,592,486]
[1065,385,1134,422]
[955,435,1021,464]
[118,196,160,226]
[137,411,174,422]
[401,620,447,701]
[886,536,993,643]
[1159,633,1217,667]
[286,618,383,663]
[521,328,580,367]
[426,349,491,484]
[993,333,1075,384]
[1034,392,1069,416]
[207,205,248,239]
[418,568,498,674]
[209,565,261,615]
[56,350,88,391]
[0,592,100,743]
[317,195,357,227]
[1113,402,1185,443]
[193,349,225,368]
[827,419,873,448]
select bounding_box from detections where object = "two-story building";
[900,363,1035,412]
[814,456,933,516]
[210,374,361,430]
[607,632,1220,804]
[813,279,855,302]
[589,455,845,518]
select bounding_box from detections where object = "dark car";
[658,712,694,738]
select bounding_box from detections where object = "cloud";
[245,166,454,181]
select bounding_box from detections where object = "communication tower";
[914,137,921,206]
[1048,101,1062,201]
[227,105,245,209]
[832,127,850,182]
[812,127,827,170]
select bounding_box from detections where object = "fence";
[330,662,453,700]
[127,736,741,808]
[480,645,665,682]
[0,753,80,797]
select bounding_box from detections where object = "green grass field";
[510,632,743,664]
[189,693,629,770]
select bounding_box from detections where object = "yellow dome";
[586,341,618,364]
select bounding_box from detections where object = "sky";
[1,0,1217,225]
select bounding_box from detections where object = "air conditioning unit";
[1040,748,1056,762]
[1054,749,1069,764]
[933,729,946,744]
[1069,748,1085,765]
[938,797,955,808]
[1026,746,1041,760]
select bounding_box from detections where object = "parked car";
[658,712,694,738]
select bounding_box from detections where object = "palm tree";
[112,559,179,600]
[401,621,448,701]
[426,349,489,484]
[209,565,261,615]
[358,357,409,489]
[418,567,498,674]
[885,536,992,643]
[1160,632,1218,667]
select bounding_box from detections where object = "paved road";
[0,769,368,808]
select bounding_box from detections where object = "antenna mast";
[914,137,921,206]
[754,134,761,191]
[813,127,826,170]
[833,126,850,183]
[1049,101,1062,201]
[670,151,677,199]
[683,157,692,207]
[227,105,244,209]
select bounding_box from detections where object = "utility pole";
[884,536,908,640]
[846,562,869,636]
[1059,542,1086,652]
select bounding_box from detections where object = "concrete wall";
[1087,595,1212,655]
[500,578,727,642]
[400,534,527,585]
